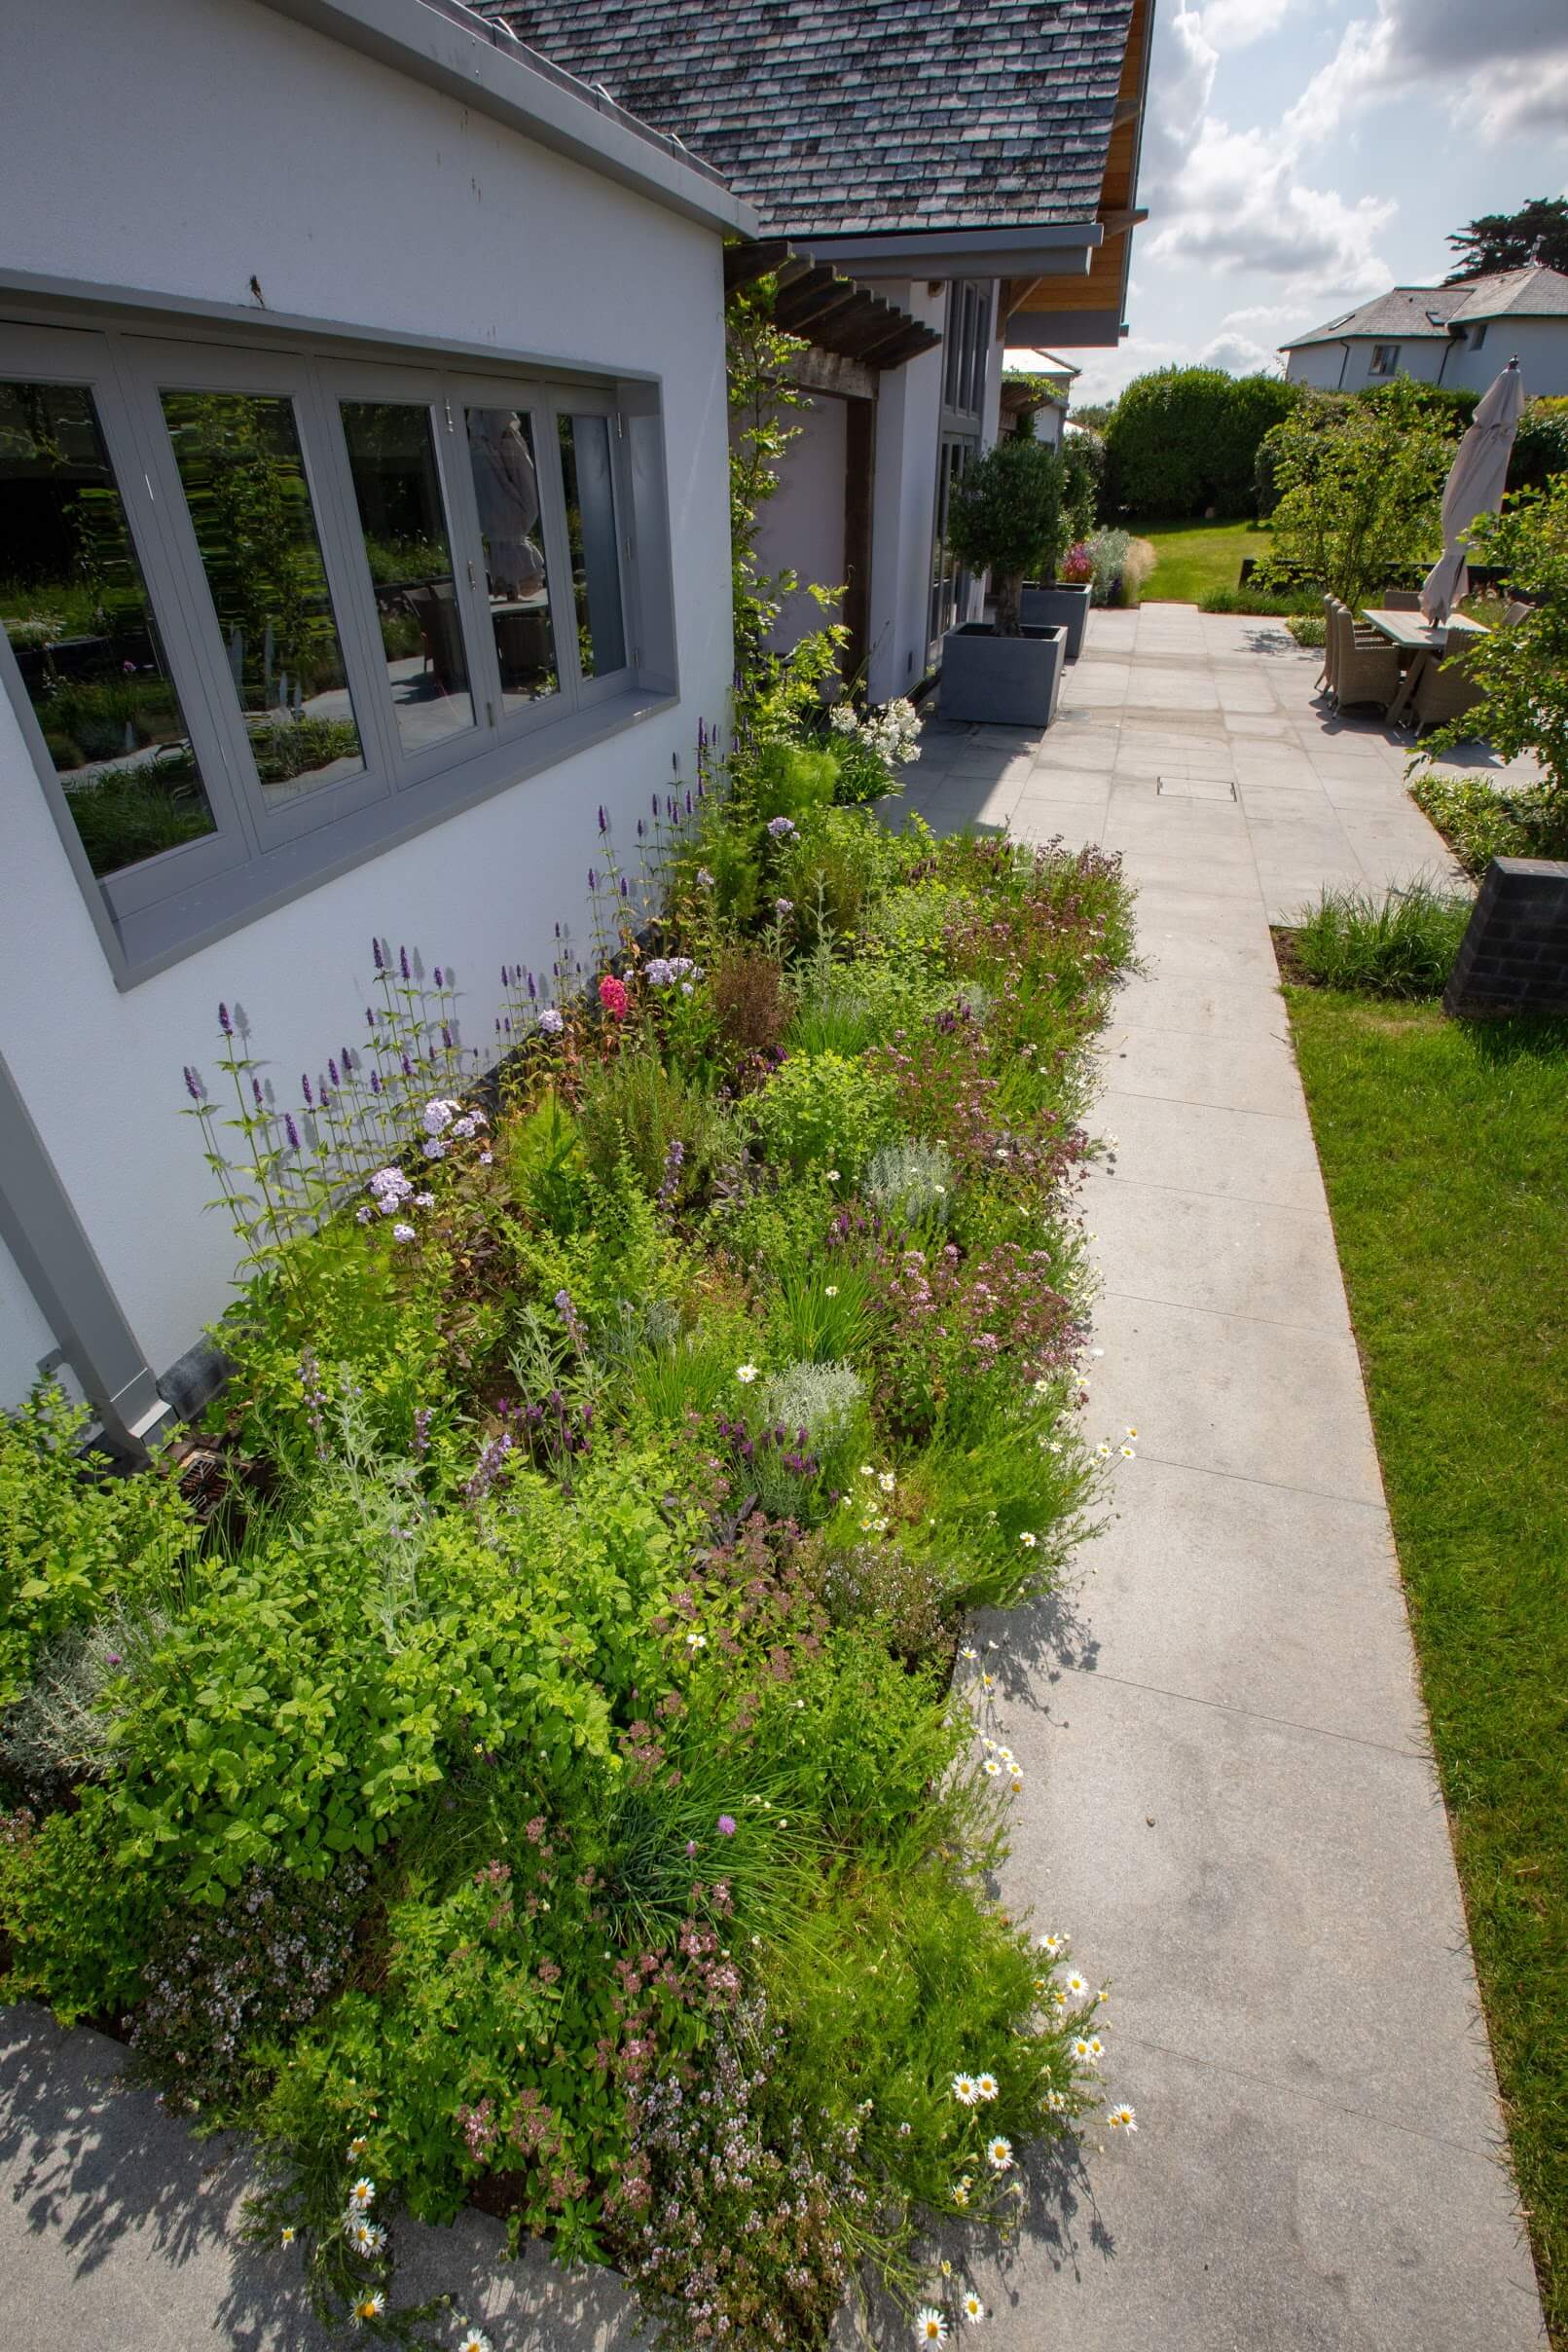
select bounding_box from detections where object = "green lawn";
[1286,990,1568,2339]
[1126,516,1273,603]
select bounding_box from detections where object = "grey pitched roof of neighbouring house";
[474,0,1136,237]
[1283,266,1568,350]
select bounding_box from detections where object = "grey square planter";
[939,621,1066,729]
[1020,580,1091,660]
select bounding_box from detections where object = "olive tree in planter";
[941,438,1070,726]
[1021,422,1094,657]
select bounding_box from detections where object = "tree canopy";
[1102,367,1299,519]
[1444,197,1568,282]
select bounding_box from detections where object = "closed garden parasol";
[1419,358,1527,624]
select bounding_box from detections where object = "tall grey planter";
[1020,580,1091,660]
[939,622,1066,729]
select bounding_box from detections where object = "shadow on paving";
[0,2006,644,2352]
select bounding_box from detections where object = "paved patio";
[913,605,1548,2350]
[1,606,1547,2350]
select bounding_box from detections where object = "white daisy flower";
[986,2137,1013,2172]
[456,2330,494,2352]
[915,2308,949,2346]
[354,2293,386,2325]
[951,2073,981,2107]
[1019,1530,1038,1548]
[1065,1971,1089,2000]
[878,1470,896,1493]
[824,1284,839,1297]
[735,1363,758,1383]
[349,2179,376,2209]
[1039,1931,1065,1956]
[960,1644,979,1662]
[685,1630,707,1651]
[975,2073,1000,2102]
[962,2293,987,2322]
[279,2225,297,2247]
[1108,2103,1138,2133]
[347,2137,369,2158]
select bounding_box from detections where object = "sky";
[1008,0,1568,404]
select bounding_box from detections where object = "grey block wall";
[1443,856,1568,1017]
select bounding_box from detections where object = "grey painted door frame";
[0,1049,171,1455]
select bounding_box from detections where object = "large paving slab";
[928,603,1547,2348]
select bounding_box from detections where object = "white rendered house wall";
[0,0,737,1404]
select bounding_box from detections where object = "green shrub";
[0,1385,196,1706]
[1105,367,1299,517]
[1288,612,1328,647]
[1288,882,1474,998]
[1510,395,1568,497]
[1408,771,1568,879]
[576,1046,724,1199]
[1263,379,1453,608]
[749,1050,897,1181]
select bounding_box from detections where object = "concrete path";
[909,606,1548,2349]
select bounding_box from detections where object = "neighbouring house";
[483,0,1153,703]
[0,0,754,1445]
[1001,353,1083,447]
[1281,266,1568,394]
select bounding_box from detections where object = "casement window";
[1470,322,1487,351]
[1368,344,1402,377]
[0,316,673,984]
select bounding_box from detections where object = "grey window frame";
[1369,344,1401,377]
[0,309,672,991]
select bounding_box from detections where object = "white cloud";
[1200,328,1280,374]
[1139,7,1393,296]
[1146,118,1394,287]
[1199,0,1299,51]
[1288,0,1568,147]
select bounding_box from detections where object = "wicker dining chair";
[1322,597,1390,699]
[1328,605,1401,714]
[1408,643,1484,736]
[1379,589,1421,610]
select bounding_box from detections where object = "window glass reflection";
[464,406,558,714]
[341,400,475,755]
[558,415,627,678]
[0,378,218,879]
[162,388,363,802]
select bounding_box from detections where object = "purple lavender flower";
[301,1074,313,1106]
[442,1023,453,1049]
[598,803,608,834]
[651,791,661,818]
[252,1078,264,1109]
[433,966,444,988]
[284,1113,301,1150]
[328,1057,340,1087]
[183,1065,203,1103]
[401,1051,413,1078]
[373,937,383,972]
[399,945,411,981]
[413,1405,432,1457]
[527,970,537,1000]
[366,1006,376,1030]
[370,1071,383,1094]
[217,1002,233,1036]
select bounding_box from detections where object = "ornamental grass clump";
[0,717,1135,2347]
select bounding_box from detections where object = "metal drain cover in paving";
[1156,774,1238,800]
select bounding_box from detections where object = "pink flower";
[598,974,629,1021]
[717,1814,737,1836]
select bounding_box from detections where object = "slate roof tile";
[476,0,1133,235]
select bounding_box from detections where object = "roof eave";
[795,220,1104,280]
[255,0,760,237]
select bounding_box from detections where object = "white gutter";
[256,0,761,237]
